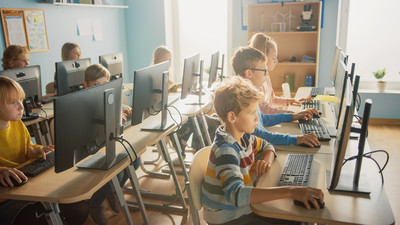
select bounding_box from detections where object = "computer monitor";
[329,46,342,85]
[54,78,124,173]
[326,78,372,194]
[181,53,204,105]
[56,58,91,96]
[0,65,42,120]
[99,52,123,80]
[208,51,225,88]
[333,60,348,129]
[348,63,356,85]
[326,77,354,191]
[131,61,173,131]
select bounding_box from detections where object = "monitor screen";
[54,78,123,173]
[333,60,348,128]
[0,65,42,119]
[56,58,91,96]
[327,77,353,191]
[181,53,200,99]
[208,51,219,88]
[131,61,173,131]
[99,52,123,80]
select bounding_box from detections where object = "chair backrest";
[189,146,211,210]
[282,82,291,98]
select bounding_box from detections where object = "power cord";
[343,149,389,185]
[114,136,138,165]
[167,105,182,130]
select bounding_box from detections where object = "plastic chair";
[186,146,211,225]
[282,82,291,98]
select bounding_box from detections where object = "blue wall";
[125,0,166,79]
[0,0,166,93]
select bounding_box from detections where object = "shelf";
[39,2,128,8]
[277,62,316,66]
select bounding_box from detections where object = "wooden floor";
[83,124,400,225]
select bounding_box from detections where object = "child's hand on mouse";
[291,186,324,209]
[0,168,27,187]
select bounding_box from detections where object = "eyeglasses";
[249,67,268,76]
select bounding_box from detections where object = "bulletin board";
[1,8,49,52]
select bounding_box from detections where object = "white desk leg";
[191,116,206,149]
[200,112,212,146]
[110,176,135,225]
[162,132,190,182]
[42,202,63,225]
[125,164,150,225]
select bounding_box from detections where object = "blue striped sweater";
[201,125,275,224]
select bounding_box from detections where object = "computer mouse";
[299,143,321,148]
[312,113,320,118]
[294,197,325,209]
[9,176,27,187]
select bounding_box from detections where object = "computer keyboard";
[19,151,55,177]
[277,154,314,186]
[301,100,322,115]
[310,87,324,97]
[298,118,331,141]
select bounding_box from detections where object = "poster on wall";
[24,9,49,52]
[1,8,49,52]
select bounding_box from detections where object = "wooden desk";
[251,87,395,225]
[251,148,395,225]
[0,133,149,224]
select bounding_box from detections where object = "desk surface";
[170,93,213,116]
[251,150,394,225]
[251,87,395,225]
[0,112,183,204]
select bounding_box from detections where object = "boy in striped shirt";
[201,76,324,225]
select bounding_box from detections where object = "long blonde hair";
[249,32,277,56]
[61,42,80,61]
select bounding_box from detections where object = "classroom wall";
[0,0,129,94]
[125,0,166,79]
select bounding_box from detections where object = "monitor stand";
[78,151,127,170]
[22,99,40,121]
[325,170,371,194]
[78,88,127,170]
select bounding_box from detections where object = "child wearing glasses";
[232,46,320,147]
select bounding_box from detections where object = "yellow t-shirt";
[0,120,41,169]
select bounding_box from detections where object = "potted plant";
[373,68,386,92]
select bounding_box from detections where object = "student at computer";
[44,42,82,99]
[1,45,30,70]
[232,46,320,147]
[0,75,89,225]
[201,76,324,225]
[249,32,313,114]
[83,64,139,225]
[152,45,180,92]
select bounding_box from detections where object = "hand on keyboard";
[28,145,55,160]
[292,108,318,121]
[297,133,320,147]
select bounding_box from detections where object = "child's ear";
[226,111,236,123]
[244,69,252,79]
[83,80,88,88]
